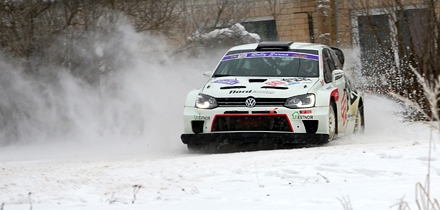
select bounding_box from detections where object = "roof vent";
[256,41,293,51]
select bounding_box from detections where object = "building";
[236,0,431,76]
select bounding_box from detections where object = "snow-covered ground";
[1,93,439,210]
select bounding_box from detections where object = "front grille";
[217,98,286,107]
[211,114,292,132]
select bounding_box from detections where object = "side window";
[346,78,353,95]
[322,51,333,83]
[328,49,343,69]
[324,49,337,71]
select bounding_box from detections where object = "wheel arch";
[314,87,339,107]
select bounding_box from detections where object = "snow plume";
[0,19,212,159]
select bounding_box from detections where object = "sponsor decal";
[341,91,348,125]
[292,111,314,120]
[230,90,252,94]
[292,54,307,59]
[264,80,287,86]
[194,114,210,121]
[283,78,312,82]
[287,81,300,85]
[270,52,291,57]
[252,90,275,94]
[282,78,300,85]
[222,52,319,61]
[213,79,240,85]
[229,90,276,94]
[249,52,270,58]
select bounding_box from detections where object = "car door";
[323,48,348,133]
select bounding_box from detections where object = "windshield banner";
[222,52,319,61]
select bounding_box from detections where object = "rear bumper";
[181,132,329,145]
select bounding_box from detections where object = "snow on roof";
[188,23,260,44]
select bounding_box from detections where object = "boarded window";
[357,14,393,76]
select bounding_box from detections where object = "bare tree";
[172,0,255,57]
[0,0,183,85]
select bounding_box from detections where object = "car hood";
[201,77,320,98]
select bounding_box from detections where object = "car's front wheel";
[328,103,337,141]
[316,102,337,145]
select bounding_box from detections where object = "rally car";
[181,41,364,151]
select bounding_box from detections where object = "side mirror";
[203,71,212,77]
[332,70,344,86]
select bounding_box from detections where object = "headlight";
[284,93,316,108]
[195,94,218,109]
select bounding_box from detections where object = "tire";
[328,102,337,142]
[354,105,365,134]
[317,102,337,145]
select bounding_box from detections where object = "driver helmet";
[301,60,318,75]
[242,59,264,75]
[302,59,316,72]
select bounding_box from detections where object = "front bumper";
[181,132,329,145]
[183,106,331,134]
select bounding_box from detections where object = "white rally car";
[181,41,364,150]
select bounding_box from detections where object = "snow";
[188,23,261,44]
[1,94,439,210]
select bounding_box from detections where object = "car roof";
[227,42,326,52]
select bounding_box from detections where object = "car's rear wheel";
[354,105,365,134]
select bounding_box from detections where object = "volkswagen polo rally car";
[181,41,364,151]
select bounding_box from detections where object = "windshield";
[213,51,319,77]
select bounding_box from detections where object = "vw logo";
[245,97,256,108]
